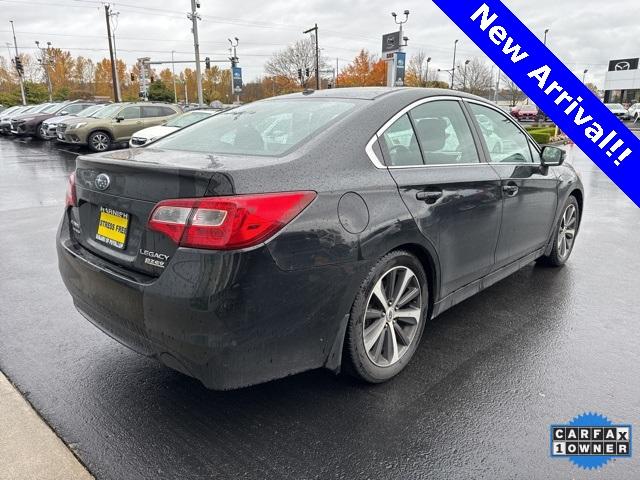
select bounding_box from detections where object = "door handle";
[416,189,443,203]
[502,183,519,197]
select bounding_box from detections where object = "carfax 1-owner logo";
[550,412,632,470]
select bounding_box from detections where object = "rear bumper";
[57,214,360,390]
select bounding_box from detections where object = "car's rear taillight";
[65,172,77,208]
[148,191,316,250]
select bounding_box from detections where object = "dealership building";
[603,58,640,104]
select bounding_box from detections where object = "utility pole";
[104,5,120,102]
[303,24,320,90]
[335,57,338,87]
[9,21,27,105]
[188,0,204,106]
[35,41,53,102]
[451,39,458,89]
[108,7,122,101]
[171,50,177,103]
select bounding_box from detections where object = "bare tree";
[502,76,525,106]
[406,50,439,87]
[455,58,493,95]
[265,39,327,88]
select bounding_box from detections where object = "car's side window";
[379,114,423,166]
[161,107,177,116]
[142,106,163,118]
[119,106,141,120]
[409,100,480,165]
[468,103,534,163]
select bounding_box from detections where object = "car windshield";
[29,104,52,113]
[153,99,357,156]
[605,104,624,109]
[77,104,106,117]
[165,111,214,128]
[92,103,125,119]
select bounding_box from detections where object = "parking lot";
[0,134,639,479]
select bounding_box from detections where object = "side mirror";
[540,145,566,166]
[115,115,124,122]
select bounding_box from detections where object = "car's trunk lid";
[71,148,235,276]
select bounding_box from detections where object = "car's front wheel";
[88,131,111,152]
[344,250,428,383]
[36,123,47,140]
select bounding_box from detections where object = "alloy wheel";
[557,204,577,259]
[362,266,422,367]
[91,133,109,151]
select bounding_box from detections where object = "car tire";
[343,250,429,383]
[35,123,47,140]
[88,131,111,152]
[539,196,580,267]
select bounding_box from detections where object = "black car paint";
[57,88,584,389]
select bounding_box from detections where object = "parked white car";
[627,103,640,122]
[129,109,219,147]
[604,103,630,120]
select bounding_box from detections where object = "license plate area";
[96,206,129,250]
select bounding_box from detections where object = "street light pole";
[9,20,27,105]
[425,56,431,86]
[543,28,549,46]
[35,41,53,102]
[463,59,470,92]
[582,69,588,84]
[188,0,204,106]
[171,50,178,103]
[451,39,459,89]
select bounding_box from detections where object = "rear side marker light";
[148,191,316,250]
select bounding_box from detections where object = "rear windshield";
[152,99,357,156]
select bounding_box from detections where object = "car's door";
[465,101,558,267]
[379,98,503,297]
[113,106,143,141]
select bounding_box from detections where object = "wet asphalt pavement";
[0,135,639,480]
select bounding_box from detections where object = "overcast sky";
[1,0,638,87]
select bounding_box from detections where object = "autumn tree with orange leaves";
[337,50,387,87]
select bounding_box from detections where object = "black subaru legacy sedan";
[57,87,584,390]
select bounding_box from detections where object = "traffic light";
[297,68,302,80]
[130,73,135,82]
[305,68,310,77]
[205,57,211,70]
[14,56,23,76]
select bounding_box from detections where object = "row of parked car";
[0,100,223,151]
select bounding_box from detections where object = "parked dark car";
[57,88,584,390]
[10,101,101,139]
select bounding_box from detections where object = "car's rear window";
[152,99,357,156]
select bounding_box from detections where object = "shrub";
[529,131,552,144]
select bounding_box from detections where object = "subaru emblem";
[95,173,110,191]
